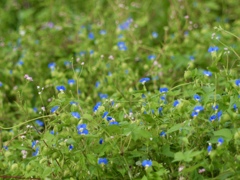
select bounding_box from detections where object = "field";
[0,0,240,179]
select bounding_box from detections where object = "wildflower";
[217,137,224,146]
[70,101,77,105]
[142,160,152,168]
[95,81,100,88]
[77,124,87,132]
[235,79,240,86]
[24,74,33,81]
[173,100,180,107]
[99,30,106,35]
[217,111,222,120]
[56,85,66,92]
[50,130,55,135]
[152,32,158,38]
[21,150,28,159]
[3,146,8,150]
[118,18,132,30]
[148,55,156,60]
[208,46,219,53]
[193,106,204,112]
[35,120,44,127]
[198,168,206,173]
[142,94,146,98]
[158,107,163,114]
[209,115,216,122]
[71,112,81,119]
[191,111,198,118]
[102,112,108,119]
[109,121,119,125]
[88,32,94,40]
[77,128,89,135]
[160,131,166,137]
[193,94,201,101]
[203,70,212,77]
[93,102,101,112]
[139,77,150,84]
[207,144,212,154]
[159,87,168,93]
[68,79,75,85]
[99,93,108,99]
[212,105,219,110]
[178,166,184,172]
[32,147,39,156]
[98,158,108,165]
[64,61,71,67]
[33,107,38,113]
[50,106,59,113]
[0,82,3,87]
[233,104,238,111]
[90,50,94,55]
[99,138,104,144]
[32,140,39,148]
[117,41,127,51]
[69,144,74,150]
[48,62,56,70]
[160,95,166,102]
[189,56,195,61]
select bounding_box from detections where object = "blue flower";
[98,158,108,165]
[158,107,163,114]
[107,116,114,121]
[64,61,71,67]
[32,147,39,156]
[152,32,158,38]
[88,32,94,40]
[139,77,150,84]
[193,94,201,101]
[48,62,56,70]
[160,95,166,102]
[90,50,94,55]
[68,79,75,85]
[160,131,166,137]
[148,55,156,60]
[208,46,219,53]
[189,56,195,61]
[56,85,66,92]
[78,128,89,135]
[0,82,3,87]
[102,112,109,119]
[99,93,108,99]
[71,112,81,119]
[159,87,168,93]
[117,41,127,51]
[99,30,106,35]
[217,137,224,145]
[32,140,38,148]
[95,81,100,88]
[33,107,38,113]
[99,138,104,144]
[50,106,59,113]
[235,79,240,86]
[142,160,152,167]
[35,120,44,127]
[118,18,132,30]
[217,111,222,120]
[191,111,199,118]
[203,70,212,77]
[193,106,204,112]
[50,130,55,135]
[142,94,146,98]
[173,100,180,107]
[209,115,216,122]
[93,102,101,112]
[3,146,8,150]
[212,105,219,110]
[207,144,212,153]
[109,121,119,125]
[77,124,87,131]
[69,144,74,150]
[70,101,77,105]
[233,104,238,111]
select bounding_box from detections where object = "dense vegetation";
[0,0,240,179]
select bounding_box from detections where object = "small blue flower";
[69,144,74,150]
[70,101,77,105]
[189,56,195,61]
[235,79,240,86]
[35,120,44,127]
[117,41,127,51]
[207,144,212,153]
[99,93,108,99]
[89,50,94,55]
[142,160,152,167]
[56,85,66,92]
[102,112,109,119]
[17,60,24,66]
[88,32,94,40]
[71,112,80,119]
[0,82,3,87]
[64,61,71,67]
[33,107,38,113]
[99,138,104,144]
[93,102,101,112]
[32,147,39,156]
[152,32,158,38]
[78,128,89,135]
[217,111,222,120]
[193,106,204,112]
[95,81,100,88]
[173,100,180,107]
[109,121,119,125]
[77,124,87,131]
[142,94,146,98]
[68,79,75,85]
[139,77,150,84]
[217,137,224,145]
[208,46,219,53]
[212,105,219,110]
[50,106,59,113]
[118,18,132,30]
[203,70,212,77]
[32,140,38,148]
[191,111,199,118]
[3,146,8,150]
[159,87,168,93]
[233,104,238,111]
[209,115,216,122]
[50,130,55,135]
[98,158,108,165]
[193,94,201,101]
[160,131,166,137]
[48,62,56,70]
[148,55,156,60]
[107,116,114,121]
[160,95,166,102]
[158,107,163,114]
[99,30,106,35]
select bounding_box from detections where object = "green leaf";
[213,128,232,141]
[167,123,183,134]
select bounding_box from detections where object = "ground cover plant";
[0,0,240,179]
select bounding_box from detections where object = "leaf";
[66,138,76,144]
[213,128,232,141]
[82,114,93,121]
[167,123,183,134]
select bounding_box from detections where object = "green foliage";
[0,0,240,179]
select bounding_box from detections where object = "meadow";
[0,0,240,179]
